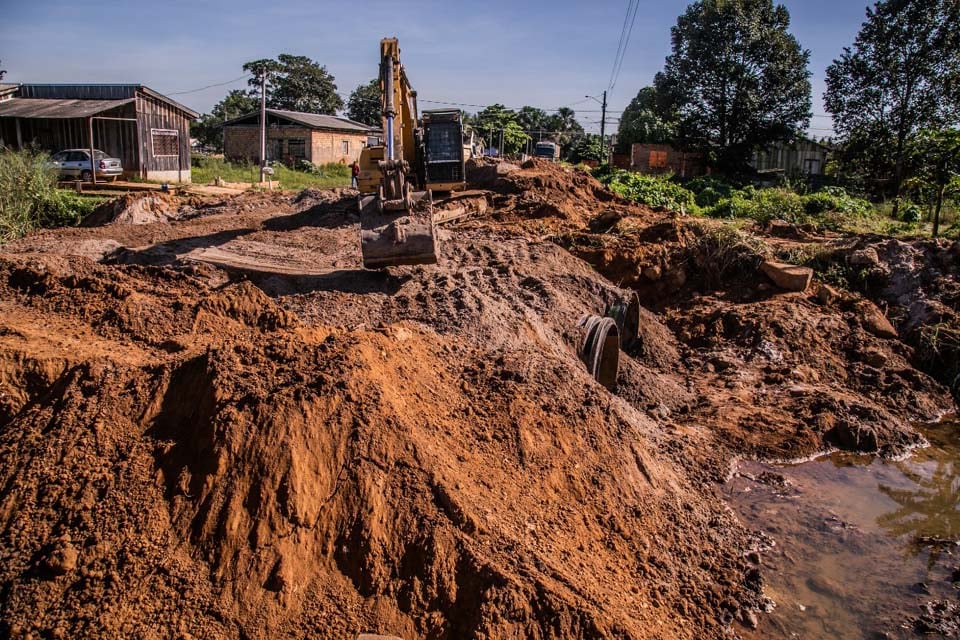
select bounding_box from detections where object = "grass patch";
[0,149,106,243]
[191,155,350,190]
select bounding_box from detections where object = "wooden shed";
[752,138,830,176]
[0,84,198,182]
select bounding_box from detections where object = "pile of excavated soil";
[81,192,184,226]
[464,158,652,234]
[0,162,955,639]
[0,212,763,639]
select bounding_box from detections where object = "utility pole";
[587,91,609,165]
[599,90,607,165]
[259,71,267,183]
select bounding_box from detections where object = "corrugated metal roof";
[222,109,376,132]
[0,97,134,119]
[14,84,199,119]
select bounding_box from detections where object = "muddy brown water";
[726,418,960,639]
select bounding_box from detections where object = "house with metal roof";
[0,84,198,182]
[222,108,376,166]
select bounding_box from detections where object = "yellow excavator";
[357,38,468,268]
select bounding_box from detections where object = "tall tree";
[517,106,549,135]
[473,104,530,155]
[616,86,676,152]
[567,134,604,164]
[191,89,259,151]
[0,60,6,81]
[347,79,381,126]
[545,107,584,147]
[655,0,811,171]
[907,129,960,237]
[244,54,343,114]
[824,0,960,199]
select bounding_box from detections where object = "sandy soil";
[0,160,955,639]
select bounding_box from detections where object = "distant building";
[0,83,198,182]
[222,109,375,166]
[752,138,830,176]
[630,143,706,178]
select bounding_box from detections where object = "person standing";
[351,161,360,189]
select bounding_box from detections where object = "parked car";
[47,149,123,182]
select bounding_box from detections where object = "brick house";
[630,143,706,178]
[222,109,375,166]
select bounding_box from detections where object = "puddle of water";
[725,418,960,639]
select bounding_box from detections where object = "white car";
[48,149,123,182]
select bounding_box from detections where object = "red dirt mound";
[81,192,184,226]
[0,231,764,639]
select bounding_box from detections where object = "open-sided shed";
[0,84,198,182]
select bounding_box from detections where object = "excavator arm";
[357,38,438,268]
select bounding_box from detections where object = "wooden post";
[15,118,22,149]
[87,116,96,185]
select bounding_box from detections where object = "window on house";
[151,129,179,157]
[287,138,306,159]
[649,150,668,169]
[342,140,350,155]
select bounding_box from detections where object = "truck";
[534,141,560,162]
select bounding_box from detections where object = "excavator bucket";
[358,189,438,269]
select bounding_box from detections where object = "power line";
[419,98,621,114]
[167,74,252,96]
[609,0,640,92]
[608,0,636,90]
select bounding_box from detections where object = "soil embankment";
[0,160,954,639]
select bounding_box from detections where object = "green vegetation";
[0,150,105,243]
[191,155,350,190]
[191,90,259,152]
[589,166,939,235]
[593,167,696,211]
[243,54,343,114]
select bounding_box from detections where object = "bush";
[899,201,923,223]
[704,188,804,224]
[0,149,94,243]
[593,168,697,212]
[686,176,735,200]
[801,187,872,217]
[695,186,724,208]
[802,192,835,215]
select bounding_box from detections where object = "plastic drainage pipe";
[577,315,620,390]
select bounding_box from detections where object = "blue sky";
[1,0,872,135]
